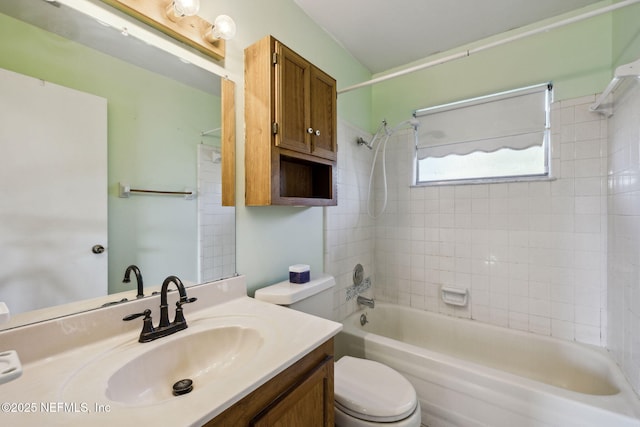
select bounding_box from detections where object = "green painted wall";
[212,0,373,132]
[200,0,372,293]
[1,0,374,300]
[371,2,615,127]
[8,0,635,299]
[613,2,640,66]
[0,13,220,292]
[216,0,625,293]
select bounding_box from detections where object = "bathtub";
[335,303,640,427]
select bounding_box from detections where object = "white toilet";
[254,275,421,427]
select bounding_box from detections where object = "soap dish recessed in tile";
[441,286,468,307]
[0,350,22,384]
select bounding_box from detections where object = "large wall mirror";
[0,0,236,330]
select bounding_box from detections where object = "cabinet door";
[250,356,334,427]
[310,67,337,161]
[275,43,311,154]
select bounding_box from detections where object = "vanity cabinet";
[245,35,337,206]
[204,339,334,427]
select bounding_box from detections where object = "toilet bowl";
[254,275,421,427]
[334,356,420,427]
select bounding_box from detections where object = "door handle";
[92,244,105,254]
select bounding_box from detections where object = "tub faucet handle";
[360,313,368,326]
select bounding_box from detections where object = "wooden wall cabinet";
[245,35,337,206]
[204,339,334,427]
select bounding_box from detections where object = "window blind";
[415,83,551,160]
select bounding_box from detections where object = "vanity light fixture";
[99,0,229,60]
[165,0,200,22]
[204,15,237,42]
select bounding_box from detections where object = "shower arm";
[357,119,387,149]
[357,117,418,149]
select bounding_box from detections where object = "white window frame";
[413,83,553,186]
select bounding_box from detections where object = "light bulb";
[166,0,200,22]
[205,15,236,42]
[173,0,200,16]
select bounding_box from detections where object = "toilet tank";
[254,274,335,319]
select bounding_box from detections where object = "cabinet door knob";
[315,130,321,136]
[307,127,314,134]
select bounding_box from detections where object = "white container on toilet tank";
[254,274,334,319]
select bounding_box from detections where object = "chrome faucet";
[123,264,144,298]
[123,275,197,343]
[357,295,375,308]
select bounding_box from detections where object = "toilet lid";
[334,356,417,423]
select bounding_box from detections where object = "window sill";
[413,174,555,187]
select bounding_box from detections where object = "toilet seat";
[334,356,417,423]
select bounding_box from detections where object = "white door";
[0,68,108,315]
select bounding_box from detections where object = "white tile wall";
[328,97,608,346]
[197,144,236,282]
[372,97,608,345]
[324,120,376,320]
[328,87,640,394]
[608,79,640,393]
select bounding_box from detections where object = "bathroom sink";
[106,325,263,405]
[60,317,270,407]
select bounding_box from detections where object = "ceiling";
[294,0,603,74]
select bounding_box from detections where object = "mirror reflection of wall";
[0,0,235,320]
[197,144,236,282]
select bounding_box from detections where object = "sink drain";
[172,378,194,396]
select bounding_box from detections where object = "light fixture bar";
[99,0,225,61]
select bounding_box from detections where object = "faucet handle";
[123,309,155,341]
[178,297,198,306]
[174,297,197,325]
[123,309,152,321]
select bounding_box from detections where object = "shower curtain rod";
[201,127,221,136]
[589,56,640,114]
[337,0,640,95]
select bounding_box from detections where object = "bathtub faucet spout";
[357,295,375,308]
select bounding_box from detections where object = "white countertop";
[0,276,342,426]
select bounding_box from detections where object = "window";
[414,83,552,185]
